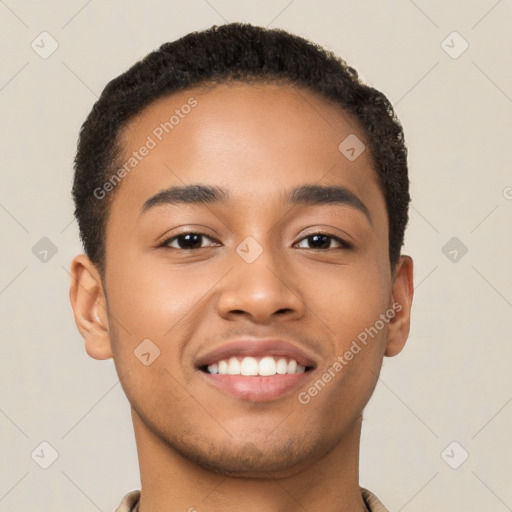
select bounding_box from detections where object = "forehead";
[109,82,384,224]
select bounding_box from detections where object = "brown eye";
[162,232,218,250]
[295,233,352,250]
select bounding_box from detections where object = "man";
[69,22,413,512]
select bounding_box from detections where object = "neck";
[132,408,368,512]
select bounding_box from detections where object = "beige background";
[1,1,511,510]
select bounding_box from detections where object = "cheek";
[298,270,391,420]
[105,256,220,382]
[106,255,210,331]
[309,263,390,343]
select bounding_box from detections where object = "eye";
[295,232,352,250]
[161,232,220,250]
[160,231,352,251]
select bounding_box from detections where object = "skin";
[69,82,413,512]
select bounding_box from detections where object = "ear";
[384,255,414,357]
[68,254,113,360]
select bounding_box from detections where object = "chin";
[171,433,323,478]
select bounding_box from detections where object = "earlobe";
[384,255,414,357]
[69,254,113,360]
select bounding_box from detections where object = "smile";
[204,356,308,376]
[195,338,317,401]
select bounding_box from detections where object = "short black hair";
[72,22,409,278]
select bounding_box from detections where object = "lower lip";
[199,371,312,402]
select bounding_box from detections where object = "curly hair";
[72,22,409,278]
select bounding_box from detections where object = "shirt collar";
[115,487,390,512]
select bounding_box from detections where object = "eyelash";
[159,231,353,251]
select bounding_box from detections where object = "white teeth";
[240,356,259,376]
[218,360,228,375]
[259,356,276,376]
[276,358,288,374]
[227,357,241,375]
[207,362,219,374]
[206,356,307,376]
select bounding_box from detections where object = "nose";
[216,241,305,324]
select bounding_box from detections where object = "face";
[72,82,413,478]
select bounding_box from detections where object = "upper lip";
[195,338,318,369]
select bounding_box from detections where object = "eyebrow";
[140,183,371,223]
[288,184,371,223]
[140,184,229,214]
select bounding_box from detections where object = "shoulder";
[114,489,141,512]
[361,487,391,512]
